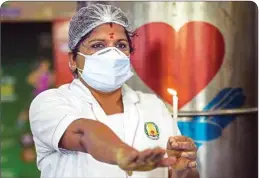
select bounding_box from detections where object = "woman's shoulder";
[30,83,73,106]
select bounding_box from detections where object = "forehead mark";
[109,32,114,39]
[109,22,113,28]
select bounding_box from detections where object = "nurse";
[29,3,199,178]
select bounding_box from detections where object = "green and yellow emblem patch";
[144,122,159,140]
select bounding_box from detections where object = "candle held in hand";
[167,88,178,120]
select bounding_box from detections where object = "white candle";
[167,88,178,120]
[172,94,178,120]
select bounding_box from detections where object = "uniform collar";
[69,79,139,104]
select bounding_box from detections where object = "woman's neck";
[80,78,124,115]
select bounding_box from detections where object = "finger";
[136,149,153,164]
[132,148,164,172]
[181,152,197,160]
[171,142,197,151]
[117,149,139,170]
[166,149,182,158]
[169,136,191,144]
[171,157,197,171]
[151,150,165,164]
[188,161,197,168]
[167,137,178,148]
[123,150,139,168]
[133,164,156,172]
[126,150,139,163]
[135,149,154,167]
[148,147,165,162]
[157,156,177,167]
[126,154,146,171]
[167,136,195,150]
[144,147,165,161]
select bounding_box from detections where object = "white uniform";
[29,79,181,178]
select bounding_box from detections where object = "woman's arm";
[60,118,134,165]
[59,118,177,171]
[30,90,177,172]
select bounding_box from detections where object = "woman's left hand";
[166,136,197,172]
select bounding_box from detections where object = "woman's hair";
[70,28,136,78]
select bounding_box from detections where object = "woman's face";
[69,23,130,73]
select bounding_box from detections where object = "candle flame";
[167,88,177,96]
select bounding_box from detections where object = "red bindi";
[109,33,114,39]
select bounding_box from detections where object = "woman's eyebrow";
[87,38,128,43]
[117,39,128,42]
[88,39,106,43]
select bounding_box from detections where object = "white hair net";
[68,3,130,51]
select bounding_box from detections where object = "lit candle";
[167,88,178,120]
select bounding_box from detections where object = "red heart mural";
[131,22,225,108]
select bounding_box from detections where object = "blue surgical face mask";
[77,47,134,92]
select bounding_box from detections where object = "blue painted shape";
[178,120,222,141]
[177,88,246,148]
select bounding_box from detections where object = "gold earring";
[71,65,76,70]
[69,63,76,70]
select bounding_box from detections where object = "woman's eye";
[116,43,128,49]
[91,43,105,49]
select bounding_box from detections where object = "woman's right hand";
[116,146,177,173]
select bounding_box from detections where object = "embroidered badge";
[144,122,159,140]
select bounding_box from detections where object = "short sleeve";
[29,89,82,153]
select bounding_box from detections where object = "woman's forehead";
[89,23,127,38]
